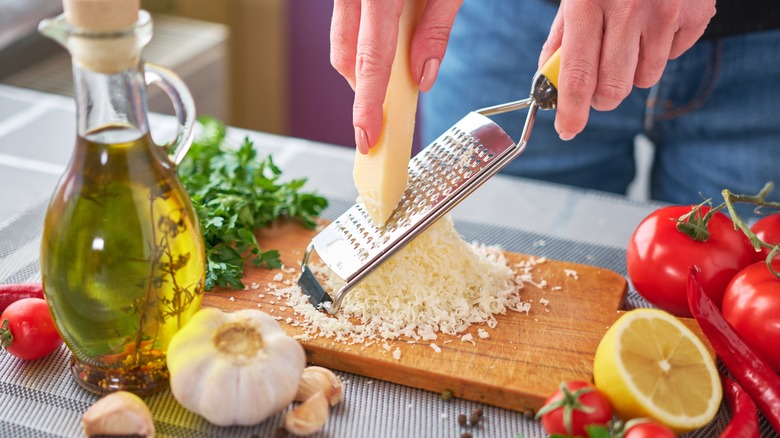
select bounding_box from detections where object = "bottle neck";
[73,60,150,143]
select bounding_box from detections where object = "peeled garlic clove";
[294,366,343,406]
[284,391,329,436]
[82,391,155,437]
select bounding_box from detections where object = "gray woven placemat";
[0,198,772,437]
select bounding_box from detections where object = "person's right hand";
[330,0,463,154]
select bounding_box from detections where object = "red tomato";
[536,381,612,437]
[623,420,677,438]
[0,298,63,360]
[626,205,754,317]
[722,259,780,373]
[751,214,780,261]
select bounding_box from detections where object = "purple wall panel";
[287,0,422,152]
[287,0,354,148]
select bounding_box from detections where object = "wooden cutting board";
[202,220,703,413]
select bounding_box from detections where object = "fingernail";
[419,58,441,93]
[559,131,575,141]
[355,127,369,154]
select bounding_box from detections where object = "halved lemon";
[593,308,721,433]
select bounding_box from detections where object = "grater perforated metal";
[299,51,561,314]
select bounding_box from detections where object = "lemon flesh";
[593,308,721,433]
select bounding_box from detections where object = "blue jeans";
[420,0,780,218]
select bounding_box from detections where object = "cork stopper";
[63,0,140,31]
[56,0,150,74]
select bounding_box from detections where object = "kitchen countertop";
[0,84,765,437]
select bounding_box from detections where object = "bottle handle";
[144,62,196,166]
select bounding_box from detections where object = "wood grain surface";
[202,220,706,413]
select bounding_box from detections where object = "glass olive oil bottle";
[39,4,204,395]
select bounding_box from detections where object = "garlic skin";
[285,391,330,436]
[82,391,155,437]
[285,366,343,435]
[166,308,306,426]
[295,366,343,407]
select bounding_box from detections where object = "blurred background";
[0,0,357,148]
[0,0,648,198]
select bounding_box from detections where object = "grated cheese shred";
[280,215,534,345]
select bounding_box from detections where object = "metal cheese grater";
[299,52,561,314]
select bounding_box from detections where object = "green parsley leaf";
[179,116,328,290]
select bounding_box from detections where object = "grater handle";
[478,47,562,117]
[477,97,534,117]
[476,96,540,151]
[538,48,561,90]
[530,47,560,110]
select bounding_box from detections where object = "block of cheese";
[353,0,425,226]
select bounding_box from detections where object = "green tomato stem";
[720,181,780,280]
[535,382,597,436]
[0,319,13,349]
[675,199,716,241]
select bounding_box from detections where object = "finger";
[633,14,675,88]
[538,6,564,69]
[591,6,640,111]
[353,0,405,152]
[412,0,463,92]
[330,0,361,90]
[669,1,715,58]
[555,0,603,140]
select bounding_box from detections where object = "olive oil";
[41,125,205,394]
[39,5,202,395]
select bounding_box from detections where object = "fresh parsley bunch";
[178,116,328,290]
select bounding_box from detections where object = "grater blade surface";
[300,108,535,313]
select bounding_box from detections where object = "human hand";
[538,0,716,140]
[330,0,463,154]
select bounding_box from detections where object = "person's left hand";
[538,0,717,140]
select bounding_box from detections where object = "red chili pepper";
[687,266,780,434]
[719,371,760,438]
[0,284,44,313]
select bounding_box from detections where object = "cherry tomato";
[722,259,780,373]
[751,213,780,261]
[536,381,612,437]
[626,205,754,317]
[623,419,677,438]
[0,298,63,360]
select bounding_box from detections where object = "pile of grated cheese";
[282,214,527,345]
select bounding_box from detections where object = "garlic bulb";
[166,308,306,426]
